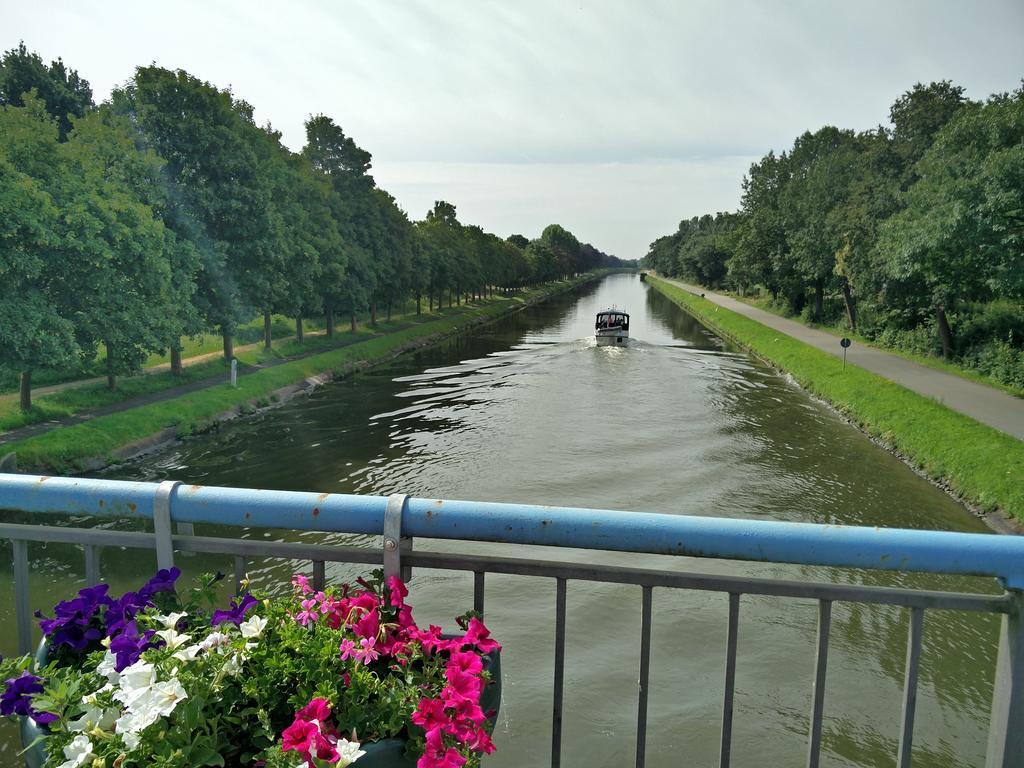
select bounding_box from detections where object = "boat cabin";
[595,309,630,345]
[595,310,629,331]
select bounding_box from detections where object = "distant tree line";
[0,43,627,410]
[643,80,1024,387]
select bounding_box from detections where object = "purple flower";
[138,567,181,600]
[36,584,113,652]
[108,621,159,672]
[0,672,56,723]
[211,593,258,627]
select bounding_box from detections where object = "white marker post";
[230,358,238,387]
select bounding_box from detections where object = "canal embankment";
[3,273,608,474]
[646,275,1024,528]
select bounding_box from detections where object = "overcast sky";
[3,1,1023,258]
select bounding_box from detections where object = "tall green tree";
[112,67,273,361]
[0,42,93,139]
[0,99,77,409]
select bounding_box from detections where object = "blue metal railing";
[1,472,1023,768]
[3,473,1024,586]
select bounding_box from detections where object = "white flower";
[156,611,188,629]
[113,661,156,709]
[147,677,188,716]
[121,728,140,751]
[69,704,118,734]
[96,652,120,685]
[56,734,94,768]
[155,628,192,651]
[336,738,366,766]
[222,651,246,677]
[239,614,267,639]
[114,676,187,747]
[200,632,232,651]
[173,643,203,663]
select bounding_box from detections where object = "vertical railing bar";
[312,560,326,592]
[986,589,1024,768]
[720,592,741,768]
[806,599,832,768]
[13,539,32,655]
[153,480,181,570]
[84,544,100,586]
[635,585,653,768]
[473,571,485,617]
[897,607,925,768]
[233,555,247,594]
[552,577,567,768]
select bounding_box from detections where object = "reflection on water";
[1,274,998,767]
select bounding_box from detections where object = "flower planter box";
[20,641,501,768]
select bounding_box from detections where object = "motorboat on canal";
[595,308,629,345]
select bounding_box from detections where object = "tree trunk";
[296,315,304,343]
[264,311,272,350]
[387,301,393,322]
[19,370,32,412]
[222,327,234,362]
[841,281,857,331]
[936,305,954,359]
[417,293,422,315]
[105,342,117,390]
[350,312,357,333]
[170,343,183,377]
[428,293,433,312]
[325,304,335,337]
[370,302,377,326]
[813,281,824,321]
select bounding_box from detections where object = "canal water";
[0,273,999,767]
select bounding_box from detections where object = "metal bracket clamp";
[383,493,412,583]
[153,480,182,571]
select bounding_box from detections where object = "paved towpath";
[661,277,1024,441]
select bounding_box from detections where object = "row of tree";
[0,44,627,410]
[643,80,1023,366]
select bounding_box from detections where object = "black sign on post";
[840,337,851,369]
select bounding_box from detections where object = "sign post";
[230,358,238,387]
[840,338,851,370]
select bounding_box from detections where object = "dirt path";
[0,331,328,403]
[0,328,376,448]
[662,278,1024,441]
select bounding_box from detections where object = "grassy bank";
[725,292,1024,399]
[647,276,1024,524]
[4,276,600,473]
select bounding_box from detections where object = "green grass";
[4,275,598,472]
[648,276,1024,523]
[728,291,1024,399]
[0,303,499,434]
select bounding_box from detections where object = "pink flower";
[296,697,333,725]
[282,719,319,754]
[339,637,357,661]
[418,728,467,768]
[292,574,312,594]
[461,617,500,654]
[443,668,483,703]
[295,598,320,626]
[354,607,379,640]
[354,636,380,665]
[411,697,449,732]
[386,575,409,607]
[447,651,483,677]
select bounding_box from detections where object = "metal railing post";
[383,494,411,582]
[153,480,181,571]
[986,589,1024,768]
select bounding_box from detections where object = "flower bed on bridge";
[1,569,500,768]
